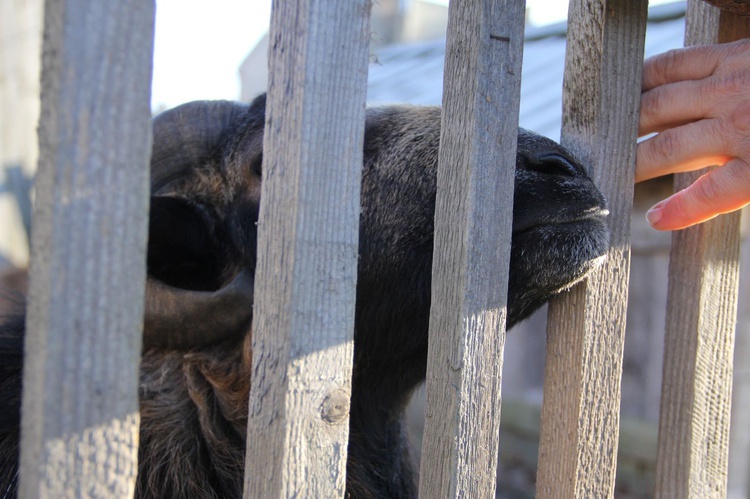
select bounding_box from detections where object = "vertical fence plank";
[728,223,750,499]
[418,1,525,496]
[243,0,371,496]
[535,1,648,497]
[0,0,42,270]
[18,0,154,497]
[655,3,750,497]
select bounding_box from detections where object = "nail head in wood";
[320,389,350,425]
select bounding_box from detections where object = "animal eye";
[250,154,263,177]
[534,153,581,177]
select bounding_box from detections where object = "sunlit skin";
[637,38,750,231]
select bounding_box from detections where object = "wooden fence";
[5,0,748,497]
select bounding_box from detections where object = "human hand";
[636,38,750,231]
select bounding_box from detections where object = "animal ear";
[144,196,255,350]
[147,196,224,292]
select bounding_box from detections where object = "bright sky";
[151,0,271,110]
[151,0,677,111]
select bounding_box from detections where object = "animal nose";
[530,153,582,177]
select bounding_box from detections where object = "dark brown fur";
[137,335,251,498]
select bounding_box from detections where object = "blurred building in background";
[0,0,41,275]
[240,0,451,102]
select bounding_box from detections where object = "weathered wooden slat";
[0,0,42,270]
[418,1,526,497]
[535,1,648,497]
[728,222,750,499]
[19,1,154,497]
[242,0,371,496]
[655,3,749,497]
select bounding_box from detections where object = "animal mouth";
[555,207,610,227]
[514,207,610,235]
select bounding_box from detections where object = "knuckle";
[668,177,715,227]
[712,70,750,99]
[692,172,722,208]
[727,97,750,134]
[726,38,750,59]
[651,48,681,85]
[695,175,719,207]
[641,87,666,123]
[734,158,750,187]
[651,129,681,165]
[707,118,732,151]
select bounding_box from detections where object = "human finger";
[645,158,750,230]
[642,44,724,92]
[639,79,709,136]
[636,119,732,183]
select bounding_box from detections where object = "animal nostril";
[533,153,582,177]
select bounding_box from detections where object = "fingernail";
[646,201,665,226]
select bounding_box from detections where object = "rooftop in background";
[366,1,687,140]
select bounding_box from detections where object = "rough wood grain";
[242,0,371,497]
[654,3,749,498]
[0,0,42,270]
[18,1,154,497]
[728,220,750,499]
[418,1,525,497]
[535,1,648,497]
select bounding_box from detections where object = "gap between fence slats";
[19,1,155,497]
[535,1,648,497]
[655,3,750,497]
[418,0,525,497]
[0,0,41,271]
[242,0,371,496]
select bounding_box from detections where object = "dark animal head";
[0,93,610,499]
[142,95,609,497]
[144,94,609,358]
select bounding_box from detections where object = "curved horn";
[143,271,254,349]
[151,100,248,193]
